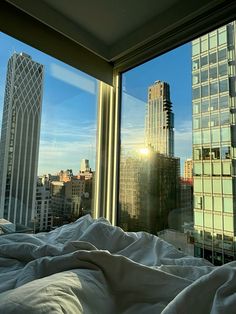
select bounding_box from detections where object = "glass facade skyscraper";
[192,22,236,264]
[0,53,44,227]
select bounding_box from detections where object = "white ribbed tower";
[0,52,44,227]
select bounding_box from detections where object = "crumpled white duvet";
[0,215,235,313]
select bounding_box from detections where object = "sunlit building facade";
[192,22,236,264]
[0,53,44,227]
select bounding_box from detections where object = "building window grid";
[192,25,235,258]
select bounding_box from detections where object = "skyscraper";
[0,52,44,227]
[145,81,174,157]
[119,80,180,234]
[192,22,236,264]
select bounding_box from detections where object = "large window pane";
[118,21,235,264]
[0,32,98,232]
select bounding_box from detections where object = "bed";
[0,215,235,313]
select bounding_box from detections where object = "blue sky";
[0,32,98,175]
[121,43,193,173]
[0,32,192,176]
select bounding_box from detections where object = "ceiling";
[5,0,236,62]
[1,0,235,84]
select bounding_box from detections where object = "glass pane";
[213,162,221,175]
[220,111,230,125]
[192,41,200,56]
[213,178,221,193]
[211,129,220,143]
[223,179,232,194]
[221,146,230,159]
[194,211,203,226]
[218,28,227,45]
[201,37,208,52]
[210,82,218,95]
[202,130,210,144]
[204,196,212,210]
[201,99,209,113]
[210,98,218,111]
[204,212,212,228]
[214,214,222,230]
[223,198,233,213]
[209,66,217,80]
[209,52,217,65]
[203,178,212,193]
[209,32,217,49]
[224,216,233,232]
[201,55,208,67]
[219,95,228,109]
[218,48,227,61]
[192,59,200,70]
[221,127,230,142]
[193,87,200,99]
[119,21,235,264]
[219,79,228,93]
[214,196,222,211]
[193,72,200,84]
[201,70,208,82]
[0,32,98,231]
[193,131,201,144]
[219,63,228,77]
[201,85,209,97]
[203,162,211,175]
[193,102,200,114]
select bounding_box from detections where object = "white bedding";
[0,215,235,313]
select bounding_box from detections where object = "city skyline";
[0,31,192,176]
[0,32,98,175]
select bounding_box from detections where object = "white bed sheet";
[0,215,235,313]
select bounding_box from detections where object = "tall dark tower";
[145,81,174,157]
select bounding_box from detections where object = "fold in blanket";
[0,215,235,313]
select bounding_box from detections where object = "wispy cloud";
[49,63,96,94]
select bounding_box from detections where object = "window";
[219,63,228,77]
[204,196,212,210]
[201,55,208,67]
[201,99,209,113]
[221,146,230,159]
[220,111,230,125]
[209,52,217,65]
[209,66,217,80]
[219,79,228,93]
[218,27,227,45]
[209,32,217,49]
[210,82,218,95]
[192,41,200,56]
[193,87,200,99]
[219,95,228,109]
[218,48,227,61]
[221,127,230,142]
[201,85,209,97]
[201,70,208,82]
[211,129,220,143]
[0,32,98,230]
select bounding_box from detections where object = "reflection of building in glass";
[184,159,193,182]
[119,149,180,234]
[192,22,236,264]
[0,53,44,227]
[145,81,174,157]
